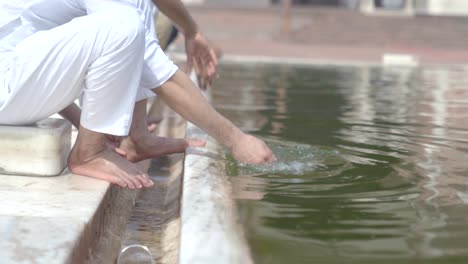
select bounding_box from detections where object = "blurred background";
[171,0,468,65]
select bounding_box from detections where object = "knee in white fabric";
[99,6,146,51]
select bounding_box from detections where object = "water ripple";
[216,64,468,263]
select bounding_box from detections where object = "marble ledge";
[0,172,111,264]
[179,122,253,264]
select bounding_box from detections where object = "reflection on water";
[214,63,468,264]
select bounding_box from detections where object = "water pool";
[214,63,468,264]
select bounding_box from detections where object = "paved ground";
[172,6,468,65]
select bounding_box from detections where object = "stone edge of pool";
[179,121,253,264]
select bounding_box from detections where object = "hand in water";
[230,134,276,164]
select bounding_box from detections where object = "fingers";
[106,135,126,157]
[186,138,207,147]
[262,143,277,164]
[209,48,218,67]
[194,56,202,75]
[197,74,205,90]
[261,141,276,163]
[186,51,194,74]
[186,34,218,90]
[263,151,277,163]
[147,123,157,133]
[195,57,207,89]
[114,147,127,157]
[199,65,214,90]
[201,50,218,89]
[195,59,209,90]
[251,152,275,164]
[232,135,277,165]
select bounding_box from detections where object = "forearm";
[59,103,81,129]
[152,0,198,36]
[154,71,244,149]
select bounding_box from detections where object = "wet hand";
[230,134,276,164]
[185,32,218,89]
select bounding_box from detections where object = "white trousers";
[0,0,178,136]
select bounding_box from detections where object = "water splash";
[228,138,344,176]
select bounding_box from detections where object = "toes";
[137,174,154,188]
[115,171,148,189]
[117,173,136,189]
[127,166,151,189]
[124,173,142,189]
[124,179,136,189]
[110,176,127,188]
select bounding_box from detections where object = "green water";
[214,63,468,264]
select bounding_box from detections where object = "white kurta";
[0,0,178,135]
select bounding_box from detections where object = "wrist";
[224,128,245,152]
[183,22,198,39]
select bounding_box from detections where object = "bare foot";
[68,147,154,189]
[118,134,206,163]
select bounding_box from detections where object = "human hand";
[185,31,218,89]
[230,134,276,164]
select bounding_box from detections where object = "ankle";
[69,140,105,164]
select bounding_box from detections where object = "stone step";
[0,118,71,176]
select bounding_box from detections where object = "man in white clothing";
[0,0,275,189]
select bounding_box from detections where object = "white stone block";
[382,53,419,67]
[422,0,468,16]
[0,118,71,176]
[360,0,415,16]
